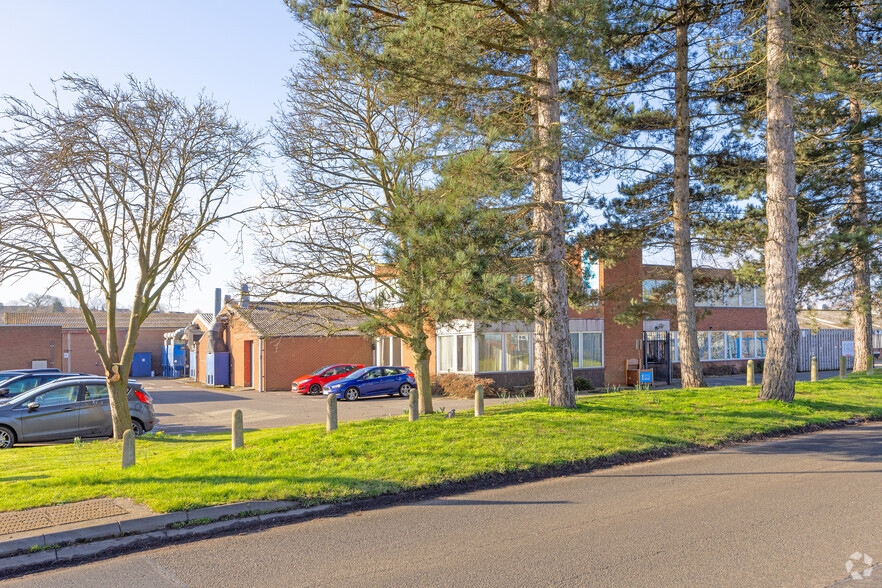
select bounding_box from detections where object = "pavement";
[2,420,880,586]
[144,379,531,435]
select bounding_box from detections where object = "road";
[143,379,530,434]
[5,422,881,587]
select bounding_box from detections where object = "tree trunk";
[531,0,575,408]
[108,374,133,440]
[759,0,798,402]
[848,94,872,372]
[672,0,705,389]
[408,328,433,414]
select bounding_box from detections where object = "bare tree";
[260,44,529,414]
[0,75,261,438]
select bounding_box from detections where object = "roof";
[1,311,193,330]
[223,302,367,338]
[797,309,882,331]
[193,313,215,329]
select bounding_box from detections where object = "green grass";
[2,373,881,513]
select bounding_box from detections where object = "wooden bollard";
[232,409,244,450]
[327,393,338,432]
[746,359,755,386]
[475,384,484,417]
[409,387,419,422]
[840,356,847,379]
[811,356,818,382]
[121,429,135,469]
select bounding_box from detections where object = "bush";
[573,377,594,391]
[431,373,506,398]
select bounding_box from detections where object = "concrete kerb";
[0,500,329,576]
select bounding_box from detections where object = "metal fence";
[797,329,855,372]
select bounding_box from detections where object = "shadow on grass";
[0,475,49,482]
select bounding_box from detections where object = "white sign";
[63,352,70,359]
[842,341,855,357]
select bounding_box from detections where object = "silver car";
[0,376,155,448]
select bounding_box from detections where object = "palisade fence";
[797,329,855,372]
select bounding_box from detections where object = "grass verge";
[2,373,881,513]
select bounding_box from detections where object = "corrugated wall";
[797,329,855,372]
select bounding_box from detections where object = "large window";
[710,332,726,360]
[477,334,504,372]
[642,280,672,303]
[727,331,740,359]
[741,332,755,358]
[698,332,710,360]
[570,332,603,368]
[756,331,768,358]
[438,335,474,373]
[506,334,531,371]
[376,336,402,366]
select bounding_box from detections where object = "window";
[2,377,41,395]
[741,332,755,358]
[726,286,740,307]
[438,336,456,372]
[84,384,109,400]
[698,332,710,360]
[756,286,765,307]
[581,332,603,367]
[32,385,79,407]
[711,332,725,360]
[477,334,504,372]
[571,333,580,368]
[726,332,740,359]
[506,334,531,371]
[742,287,756,307]
[671,331,679,363]
[642,279,672,303]
[756,331,768,358]
[457,335,473,373]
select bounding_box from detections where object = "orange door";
[243,340,253,387]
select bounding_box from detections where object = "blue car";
[323,366,416,401]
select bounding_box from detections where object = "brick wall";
[261,336,373,391]
[61,328,171,376]
[601,249,644,386]
[0,326,63,370]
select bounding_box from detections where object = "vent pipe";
[214,288,222,316]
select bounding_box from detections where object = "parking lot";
[144,378,529,435]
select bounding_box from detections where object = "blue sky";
[0,1,302,312]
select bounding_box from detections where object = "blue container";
[206,352,230,386]
[189,350,198,379]
[131,352,152,377]
[162,344,187,377]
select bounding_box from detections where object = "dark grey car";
[0,376,155,448]
[0,371,91,400]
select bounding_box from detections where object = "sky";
[0,1,303,313]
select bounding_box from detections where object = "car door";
[79,383,113,437]
[380,368,405,394]
[320,366,345,386]
[18,384,82,442]
[358,369,385,396]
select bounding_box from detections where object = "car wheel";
[0,426,14,449]
[308,383,322,395]
[131,420,144,436]
[344,387,360,401]
[398,383,412,397]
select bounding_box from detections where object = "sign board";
[639,370,653,384]
[63,352,70,359]
[842,340,855,357]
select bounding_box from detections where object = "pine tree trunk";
[531,0,575,408]
[409,328,434,414]
[759,0,798,402]
[672,0,705,389]
[848,94,872,372]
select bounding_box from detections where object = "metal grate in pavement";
[0,499,127,534]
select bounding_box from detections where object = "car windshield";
[308,365,334,376]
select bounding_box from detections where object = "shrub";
[431,373,506,398]
[573,377,594,391]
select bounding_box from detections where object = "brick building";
[1,311,193,375]
[379,248,769,387]
[190,302,373,391]
[0,325,64,370]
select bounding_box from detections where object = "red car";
[292,364,365,394]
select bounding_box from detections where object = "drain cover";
[0,500,127,534]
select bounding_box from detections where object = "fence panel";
[797,329,855,372]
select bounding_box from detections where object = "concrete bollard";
[868,362,875,376]
[409,388,419,422]
[840,356,847,379]
[327,393,338,432]
[232,409,244,450]
[121,429,135,469]
[746,359,755,386]
[811,356,818,382]
[475,384,484,417]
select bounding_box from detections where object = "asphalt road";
[143,379,530,434]
[5,422,881,587]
